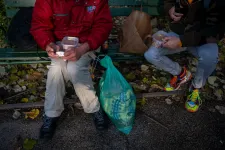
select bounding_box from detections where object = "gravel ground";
[1,98,225,150]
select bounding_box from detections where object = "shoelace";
[43,117,53,129]
[94,111,104,123]
[190,90,202,106]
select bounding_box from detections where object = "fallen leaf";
[214,89,223,101]
[139,97,146,106]
[208,108,216,113]
[208,76,217,85]
[21,98,29,103]
[13,85,22,93]
[9,75,19,82]
[29,64,38,69]
[23,138,37,150]
[0,82,5,88]
[142,77,149,84]
[0,99,3,104]
[24,109,40,119]
[159,77,167,84]
[74,102,83,110]
[215,105,225,115]
[150,84,164,90]
[0,66,6,76]
[152,76,157,81]
[10,67,18,74]
[22,86,27,91]
[141,65,149,72]
[165,98,173,105]
[25,71,43,81]
[12,110,21,119]
[31,89,37,95]
[125,73,136,81]
[137,97,147,108]
[113,62,120,67]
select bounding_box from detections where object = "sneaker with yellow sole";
[185,88,202,113]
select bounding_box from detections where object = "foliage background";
[0,0,10,48]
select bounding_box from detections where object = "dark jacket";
[164,0,225,47]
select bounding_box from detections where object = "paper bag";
[119,10,152,54]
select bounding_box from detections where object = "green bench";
[0,0,163,65]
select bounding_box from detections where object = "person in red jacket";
[30,0,113,139]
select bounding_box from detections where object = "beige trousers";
[44,52,100,117]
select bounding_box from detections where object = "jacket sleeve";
[30,0,55,50]
[87,0,113,50]
[179,0,225,47]
[164,0,176,15]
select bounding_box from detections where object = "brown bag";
[119,10,152,54]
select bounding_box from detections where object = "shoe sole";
[174,71,192,91]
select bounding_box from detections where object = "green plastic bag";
[99,56,136,134]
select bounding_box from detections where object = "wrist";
[76,42,90,55]
[81,42,90,53]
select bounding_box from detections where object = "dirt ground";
[1,97,225,150]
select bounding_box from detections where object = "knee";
[47,60,65,77]
[198,43,218,63]
[67,65,80,77]
[144,46,161,63]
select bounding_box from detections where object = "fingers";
[63,50,76,61]
[162,42,169,48]
[46,46,54,52]
[170,11,183,22]
[163,37,171,41]
[173,12,183,17]
[162,37,172,48]
[171,15,182,22]
[64,50,74,57]
[46,43,60,58]
[48,52,59,58]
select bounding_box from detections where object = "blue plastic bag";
[99,56,136,134]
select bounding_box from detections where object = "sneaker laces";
[188,89,202,106]
[43,116,53,129]
[94,110,104,123]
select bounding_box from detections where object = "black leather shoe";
[39,115,59,140]
[93,107,109,131]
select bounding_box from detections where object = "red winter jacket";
[30,0,113,50]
